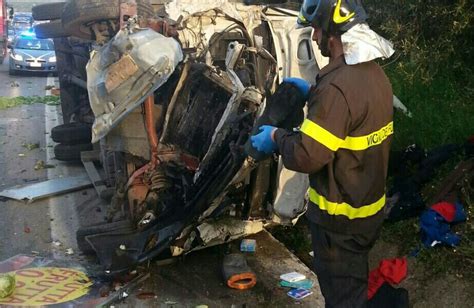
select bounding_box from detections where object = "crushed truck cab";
[33,0,327,275]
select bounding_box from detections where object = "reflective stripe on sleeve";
[300,119,393,151]
[309,188,386,219]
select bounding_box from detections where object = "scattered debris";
[393,95,412,118]
[34,160,55,170]
[387,144,463,221]
[420,201,467,248]
[22,143,40,151]
[51,88,60,96]
[10,81,19,88]
[99,273,151,307]
[280,279,313,290]
[240,239,256,252]
[280,272,306,283]
[0,175,92,203]
[17,153,25,157]
[65,248,74,255]
[23,226,31,234]
[222,254,257,290]
[44,85,55,90]
[287,288,313,300]
[368,258,407,299]
[52,240,62,247]
[0,274,16,299]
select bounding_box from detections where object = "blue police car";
[8,30,57,75]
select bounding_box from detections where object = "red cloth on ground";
[368,258,407,299]
[431,201,456,222]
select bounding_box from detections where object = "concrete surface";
[121,231,324,307]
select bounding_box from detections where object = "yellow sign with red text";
[0,267,92,306]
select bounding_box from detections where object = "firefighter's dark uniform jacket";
[274,56,393,234]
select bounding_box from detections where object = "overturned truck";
[33,0,326,275]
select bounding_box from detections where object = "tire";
[62,0,155,40]
[32,2,66,21]
[54,143,93,161]
[51,122,92,144]
[34,20,69,39]
[76,220,134,255]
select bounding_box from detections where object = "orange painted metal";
[144,95,159,167]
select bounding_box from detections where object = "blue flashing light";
[19,28,35,38]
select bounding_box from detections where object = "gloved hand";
[250,125,277,154]
[283,77,311,100]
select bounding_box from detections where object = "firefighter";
[251,0,394,306]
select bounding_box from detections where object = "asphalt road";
[0,57,324,307]
[0,57,100,264]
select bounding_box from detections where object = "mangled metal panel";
[0,175,92,203]
[166,0,244,23]
[87,27,183,143]
[170,219,264,256]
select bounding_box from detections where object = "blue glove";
[283,77,311,100]
[250,125,277,154]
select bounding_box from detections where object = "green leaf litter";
[0,96,60,109]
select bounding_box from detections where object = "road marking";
[44,75,82,258]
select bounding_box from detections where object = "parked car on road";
[12,12,33,32]
[8,31,57,75]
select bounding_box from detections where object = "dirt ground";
[273,215,474,308]
[369,239,474,308]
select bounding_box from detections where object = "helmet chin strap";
[320,30,331,58]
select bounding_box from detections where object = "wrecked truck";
[33,0,327,275]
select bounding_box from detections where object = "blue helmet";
[297,0,367,34]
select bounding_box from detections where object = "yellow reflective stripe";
[341,121,394,150]
[300,119,394,151]
[300,119,344,151]
[309,188,386,219]
[333,0,355,24]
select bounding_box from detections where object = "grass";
[0,95,60,109]
[386,66,474,150]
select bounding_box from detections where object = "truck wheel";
[32,2,66,21]
[62,0,155,40]
[35,20,69,39]
[54,143,93,162]
[51,122,92,144]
